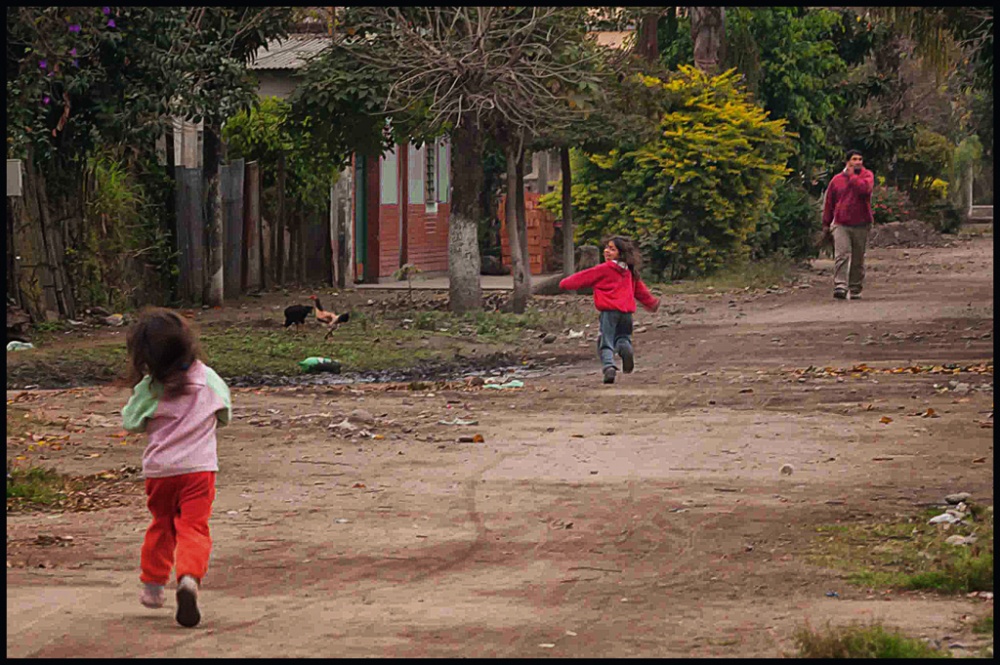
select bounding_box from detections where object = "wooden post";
[261,213,272,290]
[295,210,304,284]
[222,158,244,300]
[29,162,73,318]
[203,124,224,307]
[515,148,531,286]
[243,161,261,291]
[329,181,339,287]
[276,150,286,285]
[561,146,574,275]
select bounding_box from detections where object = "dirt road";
[6,236,993,657]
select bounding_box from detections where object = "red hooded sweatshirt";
[822,167,874,228]
[559,261,660,313]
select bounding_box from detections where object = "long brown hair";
[602,234,642,280]
[125,307,200,394]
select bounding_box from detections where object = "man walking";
[822,150,874,300]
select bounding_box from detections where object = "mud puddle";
[227,352,569,388]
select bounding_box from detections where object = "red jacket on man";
[822,167,874,228]
[559,261,659,313]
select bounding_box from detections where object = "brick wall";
[378,204,401,278]
[499,191,557,275]
[376,202,450,279]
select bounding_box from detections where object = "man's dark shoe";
[833,289,847,300]
[849,291,862,300]
[620,346,634,374]
[603,366,616,384]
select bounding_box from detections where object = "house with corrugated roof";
[249,33,453,284]
[245,24,637,284]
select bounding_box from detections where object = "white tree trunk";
[448,121,483,313]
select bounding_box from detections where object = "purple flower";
[43,95,51,105]
[72,59,79,67]
[69,48,77,56]
[107,19,116,28]
[39,59,47,69]
[69,24,81,33]
[102,7,111,14]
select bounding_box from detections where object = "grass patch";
[198,324,450,376]
[6,464,75,507]
[808,506,994,594]
[7,303,591,387]
[650,255,801,295]
[395,308,567,341]
[793,621,949,658]
[971,614,993,634]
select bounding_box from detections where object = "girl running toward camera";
[121,307,231,628]
[559,235,661,384]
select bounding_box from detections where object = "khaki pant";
[832,223,870,295]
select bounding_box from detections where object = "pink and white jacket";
[122,360,231,478]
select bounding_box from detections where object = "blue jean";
[597,310,633,369]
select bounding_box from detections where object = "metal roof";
[250,29,634,72]
[249,34,330,71]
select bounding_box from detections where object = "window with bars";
[425,143,437,212]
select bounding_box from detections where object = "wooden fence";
[174,159,332,304]
[8,155,335,321]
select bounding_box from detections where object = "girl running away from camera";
[121,307,231,628]
[559,235,661,384]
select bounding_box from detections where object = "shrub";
[750,179,821,260]
[63,151,174,311]
[896,126,954,207]
[922,200,964,234]
[871,185,916,225]
[929,178,949,200]
[793,622,949,659]
[542,66,793,280]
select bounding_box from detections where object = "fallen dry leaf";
[879,416,893,424]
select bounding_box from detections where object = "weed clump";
[793,621,950,658]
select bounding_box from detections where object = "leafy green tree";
[224,96,339,212]
[7,7,294,310]
[724,8,849,182]
[865,8,992,92]
[546,66,793,280]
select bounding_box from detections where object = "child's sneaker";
[140,583,165,609]
[175,575,201,628]
[603,366,616,384]
[620,346,634,374]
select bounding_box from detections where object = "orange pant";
[140,471,216,585]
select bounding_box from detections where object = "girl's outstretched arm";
[634,278,660,312]
[559,263,608,291]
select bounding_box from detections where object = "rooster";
[309,295,350,339]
